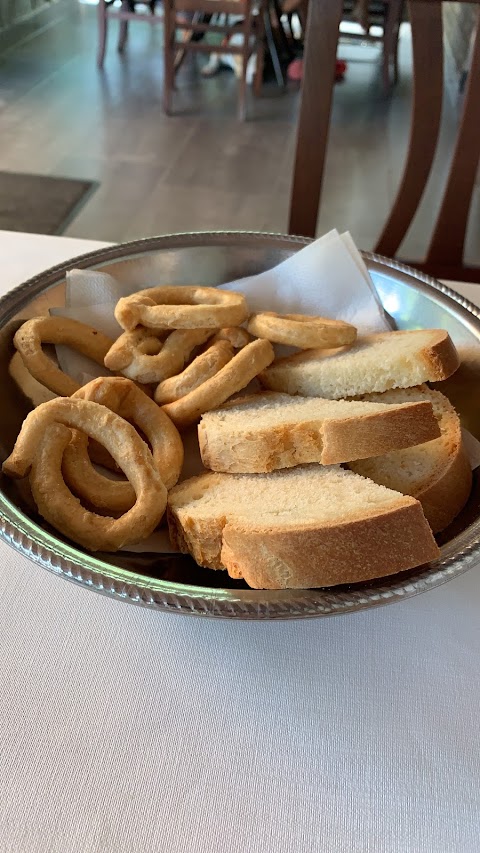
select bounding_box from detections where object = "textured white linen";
[0,233,479,853]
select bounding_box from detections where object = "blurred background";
[0,0,478,261]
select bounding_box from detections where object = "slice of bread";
[350,386,472,533]
[198,392,441,472]
[260,330,459,399]
[167,465,440,589]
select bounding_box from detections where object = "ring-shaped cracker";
[104,328,164,371]
[154,340,234,405]
[206,327,252,350]
[247,312,357,349]
[13,316,115,396]
[104,327,212,384]
[115,286,248,331]
[60,377,183,513]
[63,432,133,514]
[161,338,275,429]
[2,397,167,552]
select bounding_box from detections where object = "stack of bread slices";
[167,330,472,590]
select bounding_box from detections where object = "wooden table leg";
[288,0,343,237]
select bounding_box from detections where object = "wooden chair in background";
[97,0,164,68]
[341,0,405,90]
[163,0,266,120]
[288,0,480,283]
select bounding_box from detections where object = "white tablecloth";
[0,232,479,853]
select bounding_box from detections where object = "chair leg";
[392,24,400,84]
[163,1,175,113]
[238,15,254,120]
[253,5,266,98]
[382,0,402,91]
[271,0,294,61]
[118,5,129,55]
[286,12,294,40]
[263,3,285,87]
[97,0,108,68]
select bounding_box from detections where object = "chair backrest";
[288,0,480,283]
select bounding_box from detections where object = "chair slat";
[426,12,480,267]
[288,0,343,238]
[375,1,443,258]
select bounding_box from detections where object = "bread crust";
[198,396,440,472]
[409,440,472,533]
[419,330,461,381]
[221,502,439,588]
[351,386,472,533]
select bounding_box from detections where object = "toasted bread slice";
[260,330,459,399]
[198,392,441,472]
[350,386,472,533]
[167,465,440,589]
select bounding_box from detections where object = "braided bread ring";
[2,398,167,552]
[161,338,275,429]
[247,312,357,349]
[115,286,248,331]
[154,340,234,405]
[14,316,115,396]
[104,327,212,384]
[60,377,183,513]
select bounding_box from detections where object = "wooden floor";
[0,4,478,262]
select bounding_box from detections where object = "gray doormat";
[0,171,97,235]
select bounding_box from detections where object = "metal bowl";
[1,232,480,620]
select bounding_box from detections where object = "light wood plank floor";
[0,5,478,262]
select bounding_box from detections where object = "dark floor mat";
[0,171,96,235]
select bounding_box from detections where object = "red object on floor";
[287,58,347,82]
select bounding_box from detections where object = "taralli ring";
[104,327,212,384]
[9,351,57,408]
[60,377,184,514]
[247,312,357,349]
[2,397,167,552]
[13,316,115,396]
[154,340,234,405]
[161,338,275,429]
[115,286,249,331]
[205,326,252,350]
[104,327,164,371]
[63,432,134,514]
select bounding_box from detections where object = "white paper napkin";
[221,230,390,330]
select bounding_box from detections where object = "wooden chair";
[288,0,480,284]
[97,0,164,69]
[341,0,405,90]
[163,0,266,120]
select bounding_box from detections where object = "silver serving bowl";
[1,232,479,620]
